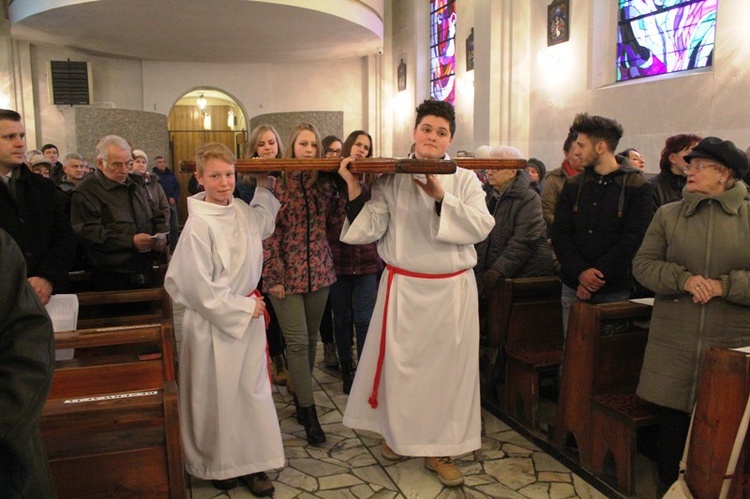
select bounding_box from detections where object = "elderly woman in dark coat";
[632,137,750,492]
[475,146,554,298]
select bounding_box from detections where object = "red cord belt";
[368,264,467,408]
[249,289,272,385]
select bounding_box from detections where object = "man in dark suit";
[0,228,56,497]
[0,109,76,304]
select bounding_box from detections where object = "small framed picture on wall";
[547,0,570,46]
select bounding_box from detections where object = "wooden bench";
[683,347,750,499]
[41,319,185,496]
[550,300,657,495]
[493,277,563,430]
[76,287,173,330]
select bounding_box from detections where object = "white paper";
[629,297,654,306]
[46,294,79,360]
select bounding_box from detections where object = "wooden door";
[167,105,246,224]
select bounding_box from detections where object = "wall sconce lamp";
[397,59,407,92]
[196,93,207,110]
[202,111,212,130]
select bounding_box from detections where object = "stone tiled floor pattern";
[173,301,606,498]
[185,358,606,498]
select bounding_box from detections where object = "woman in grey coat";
[475,147,554,297]
[632,136,750,492]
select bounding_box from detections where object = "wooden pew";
[481,276,563,428]
[684,347,750,499]
[42,312,185,496]
[550,300,657,495]
[76,287,173,330]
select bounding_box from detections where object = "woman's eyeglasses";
[683,161,719,174]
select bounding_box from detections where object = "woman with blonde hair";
[262,123,337,444]
[243,125,289,387]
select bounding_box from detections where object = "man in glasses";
[71,135,168,290]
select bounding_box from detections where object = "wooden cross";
[178,157,527,174]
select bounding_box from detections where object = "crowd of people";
[2,101,750,497]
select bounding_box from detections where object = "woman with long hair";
[262,123,337,444]
[328,130,380,393]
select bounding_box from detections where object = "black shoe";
[240,471,274,497]
[299,404,326,444]
[341,361,354,395]
[212,477,238,490]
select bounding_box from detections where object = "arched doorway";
[168,89,247,223]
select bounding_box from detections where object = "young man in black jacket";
[551,113,653,336]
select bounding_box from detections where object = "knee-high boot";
[298,405,326,444]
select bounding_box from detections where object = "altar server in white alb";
[338,100,495,487]
[164,143,282,496]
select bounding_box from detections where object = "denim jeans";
[560,284,631,338]
[559,284,630,380]
[328,274,377,363]
[269,287,329,407]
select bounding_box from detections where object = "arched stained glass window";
[616,0,717,82]
[430,0,456,104]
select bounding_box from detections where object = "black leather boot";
[340,361,354,395]
[293,394,304,425]
[298,405,326,444]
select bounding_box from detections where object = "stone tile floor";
[173,301,613,498]
[184,357,607,498]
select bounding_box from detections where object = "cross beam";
[178,157,527,174]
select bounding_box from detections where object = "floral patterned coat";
[262,171,337,294]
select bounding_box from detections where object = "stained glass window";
[617,0,717,82]
[430,0,456,104]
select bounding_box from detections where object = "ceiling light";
[196,93,207,110]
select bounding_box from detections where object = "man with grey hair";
[58,152,88,192]
[71,135,168,290]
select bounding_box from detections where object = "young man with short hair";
[41,143,64,184]
[338,100,495,487]
[551,113,653,335]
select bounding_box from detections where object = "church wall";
[141,58,368,151]
[528,0,750,174]
[4,0,749,171]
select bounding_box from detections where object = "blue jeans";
[560,284,630,338]
[328,274,377,363]
[559,284,630,379]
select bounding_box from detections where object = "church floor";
[182,347,607,498]
[173,302,664,498]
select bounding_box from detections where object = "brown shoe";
[381,441,405,461]
[271,355,288,386]
[424,456,464,487]
[240,471,274,497]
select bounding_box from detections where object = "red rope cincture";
[368,264,467,408]
[249,289,272,385]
